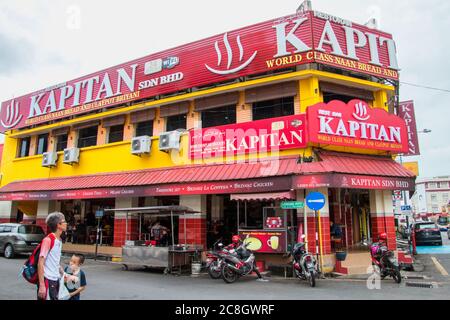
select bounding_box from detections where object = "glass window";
[36,134,49,155]
[135,121,154,137]
[18,137,31,158]
[108,125,124,143]
[440,182,449,189]
[415,223,437,230]
[428,182,437,189]
[18,225,44,234]
[431,194,438,203]
[166,114,187,132]
[201,105,236,128]
[56,134,68,152]
[77,126,98,148]
[252,97,294,121]
[442,193,449,203]
[323,92,361,104]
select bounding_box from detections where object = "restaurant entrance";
[60,198,115,246]
[329,188,378,253]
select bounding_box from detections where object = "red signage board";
[307,99,409,153]
[189,114,306,159]
[293,174,415,190]
[398,101,420,156]
[1,10,398,133]
[239,230,287,253]
[0,176,292,201]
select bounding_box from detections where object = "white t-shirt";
[39,235,62,281]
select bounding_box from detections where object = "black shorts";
[37,278,60,300]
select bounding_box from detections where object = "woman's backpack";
[21,233,56,284]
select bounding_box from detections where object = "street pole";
[317,210,324,274]
[94,217,100,261]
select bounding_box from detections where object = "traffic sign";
[95,210,104,218]
[305,192,326,211]
[281,201,304,209]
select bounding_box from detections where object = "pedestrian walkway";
[63,243,122,257]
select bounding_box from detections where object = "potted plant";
[335,250,347,261]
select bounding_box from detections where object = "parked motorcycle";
[290,238,318,287]
[206,239,226,279]
[370,242,402,283]
[220,241,259,284]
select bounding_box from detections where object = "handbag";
[58,276,71,300]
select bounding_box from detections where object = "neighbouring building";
[412,177,450,217]
[0,6,416,274]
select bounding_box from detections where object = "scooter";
[220,241,259,284]
[206,239,227,279]
[290,236,318,287]
[370,242,402,283]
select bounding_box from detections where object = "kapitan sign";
[1,10,398,133]
[189,114,306,159]
[398,101,420,156]
[307,99,409,153]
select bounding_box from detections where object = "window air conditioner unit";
[63,147,80,164]
[158,130,182,152]
[42,152,58,167]
[131,136,151,155]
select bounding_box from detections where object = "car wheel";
[4,244,15,259]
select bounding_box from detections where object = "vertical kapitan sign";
[398,101,420,156]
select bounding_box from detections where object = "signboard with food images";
[265,217,283,229]
[239,230,287,253]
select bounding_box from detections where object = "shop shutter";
[130,108,156,124]
[245,81,298,104]
[102,115,126,128]
[51,126,70,136]
[159,101,190,118]
[320,82,374,101]
[194,92,239,112]
[72,120,100,130]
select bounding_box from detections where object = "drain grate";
[405,281,438,288]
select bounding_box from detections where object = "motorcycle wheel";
[308,271,316,287]
[207,261,222,279]
[372,262,381,275]
[221,265,238,284]
[392,266,402,284]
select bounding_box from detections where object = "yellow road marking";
[431,256,449,276]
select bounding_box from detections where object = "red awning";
[230,191,295,201]
[0,156,301,193]
[0,152,415,198]
[299,151,415,177]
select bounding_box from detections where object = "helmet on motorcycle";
[231,235,240,243]
[378,232,387,241]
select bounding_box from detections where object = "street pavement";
[1,252,449,300]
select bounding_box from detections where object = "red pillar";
[178,217,207,249]
[36,218,48,234]
[371,215,396,250]
[113,217,139,247]
[306,215,331,255]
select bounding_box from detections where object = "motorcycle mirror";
[301,235,306,239]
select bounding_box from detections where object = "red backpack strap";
[47,233,56,251]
